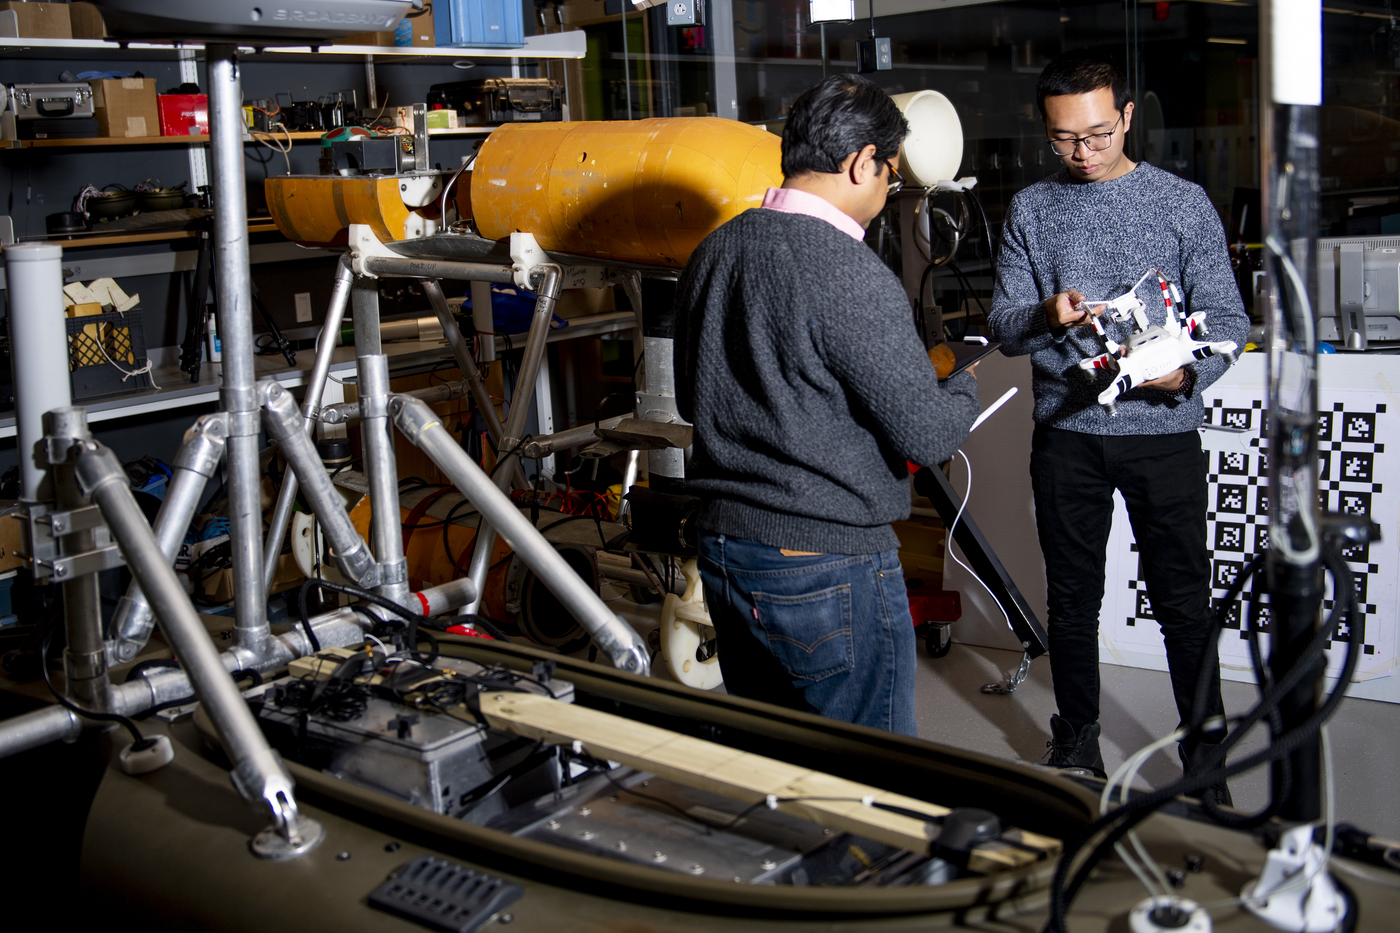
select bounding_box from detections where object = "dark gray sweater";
[675,208,980,555]
[989,163,1249,435]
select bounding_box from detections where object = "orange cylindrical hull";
[265,174,412,247]
[470,118,783,268]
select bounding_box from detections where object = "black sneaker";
[1046,715,1106,778]
[1179,742,1233,808]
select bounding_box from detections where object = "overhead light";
[810,0,856,24]
[1207,36,1247,44]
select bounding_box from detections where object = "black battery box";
[426,78,563,126]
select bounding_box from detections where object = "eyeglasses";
[885,160,904,194]
[1047,114,1124,157]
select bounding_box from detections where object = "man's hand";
[1138,368,1185,391]
[1044,290,1094,330]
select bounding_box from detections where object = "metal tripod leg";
[207,45,269,659]
[259,380,378,587]
[352,279,411,607]
[391,394,649,674]
[419,277,527,490]
[459,266,562,614]
[75,436,322,860]
[262,256,355,592]
[110,413,228,663]
[48,409,110,712]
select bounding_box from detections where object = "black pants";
[1030,425,1225,742]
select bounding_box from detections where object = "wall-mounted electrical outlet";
[857,37,893,72]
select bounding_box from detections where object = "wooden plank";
[478,692,1059,872]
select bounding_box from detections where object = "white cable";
[1101,726,1189,897]
[93,320,160,389]
[249,123,293,175]
[947,450,1012,634]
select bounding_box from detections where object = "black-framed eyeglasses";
[885,160,904,194]
[1047,114,1124,157]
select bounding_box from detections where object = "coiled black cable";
[1046,542,1363,932]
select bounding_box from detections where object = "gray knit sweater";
[989,162,1249,435]
[675,208,980,555]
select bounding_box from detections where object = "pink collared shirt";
[760,186,867,242]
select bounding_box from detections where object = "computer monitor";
[1315,235,1400,349]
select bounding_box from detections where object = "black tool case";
[426,78,563,125]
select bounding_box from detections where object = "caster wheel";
[922,622,953,658]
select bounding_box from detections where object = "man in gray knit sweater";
[989,54,1249,794]
[675,75,980,735]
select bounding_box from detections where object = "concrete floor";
[911,641,1400,841]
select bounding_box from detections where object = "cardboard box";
[396,6,435,46]
[69,2,106,38]
[0,506,23,575]
[90,78,159,138]
[0,2,71,39]
[341,30,395,46]
[157,94,209,137]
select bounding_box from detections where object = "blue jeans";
[697,532,917,736]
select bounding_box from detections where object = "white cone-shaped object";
[890,89,964,188]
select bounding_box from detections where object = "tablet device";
[939,338,1001,380]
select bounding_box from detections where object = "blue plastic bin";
[434,0,525,49]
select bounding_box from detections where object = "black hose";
[1046,543,1363,932]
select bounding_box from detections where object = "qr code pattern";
[1101,390,1396,682]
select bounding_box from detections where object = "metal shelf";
[0,32,585,61]
[6,126,495,149]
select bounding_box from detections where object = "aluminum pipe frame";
[259,380,380,587]
[461,265,563,614]
[109,413,228,664]
[0,706,83,760]
[361,256,516,286]
[420,278,505,445]
[318,380,469,425]
[357,354,413,610]
[0,574,481,762]
[207,46,272,662]
[390,394,650,675]
[3,243,72,503]
[45,409,113,713]
[73,438,322,858]
[262,255,355,593]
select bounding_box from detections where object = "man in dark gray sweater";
[675,74,980,735]
[989,53,1249,796]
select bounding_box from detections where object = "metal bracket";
[39,540,126,582]
[510,231,546,290]
[348,223,400,279]
[42,505,106,537]
[20,502,123,582]
[981,650,1032,696]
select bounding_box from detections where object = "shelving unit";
[0,32,586,62]
[7,126,497,149]
[0,29,597,446]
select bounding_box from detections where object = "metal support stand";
[207,44,270,659]
[49,409,110,712]
[390,395,650,674]
[75,437,323,858]
[1260,0,1325,823]
[260,381,380,587]
[461,265,563,614]
[110,413,228,663]
[355,325,412,606]
[262,256,355,592]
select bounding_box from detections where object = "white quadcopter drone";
[1078,270,1240,415]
